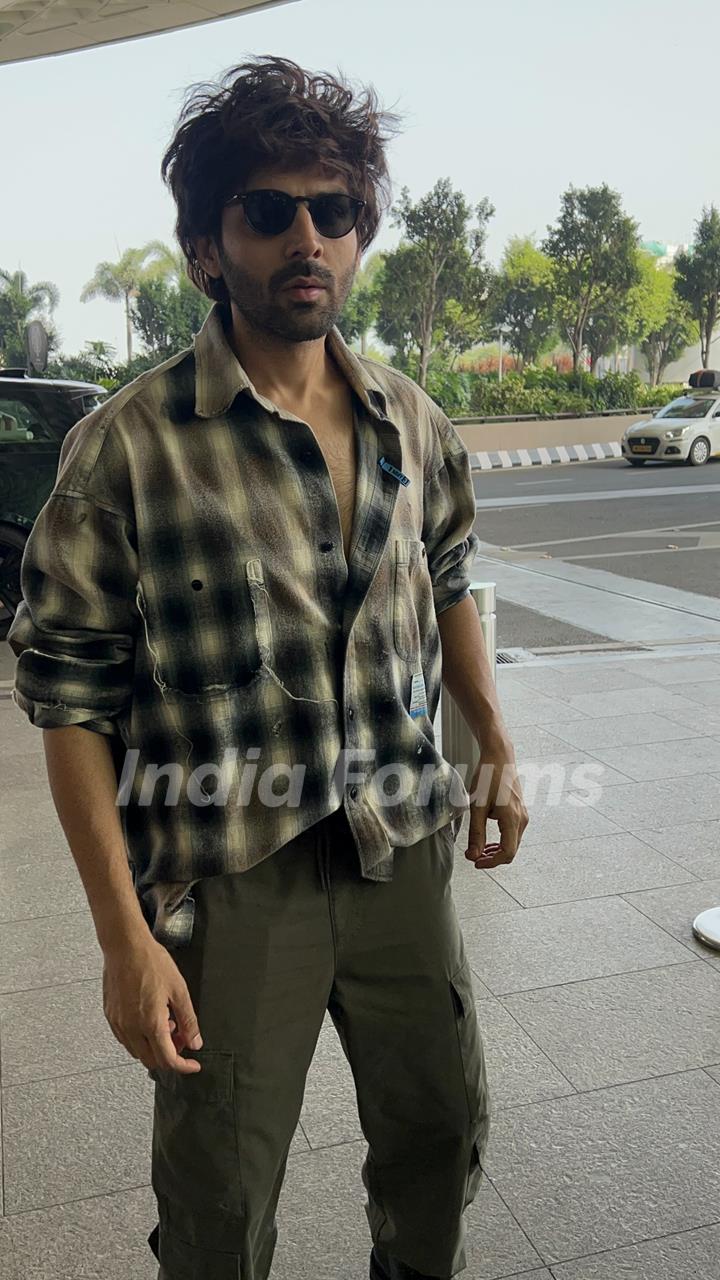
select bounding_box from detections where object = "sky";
[1,0,717,359]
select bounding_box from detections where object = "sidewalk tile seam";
[481,878,701,912]
[474,1064,707,1116]
[617,830,706,880]
[617,893,712,958]
[480,1169,546,1274]
[540,1217,720,1275]
[479,997,579,1099]
[0,1178,155,1219]
[473,957,700,1001]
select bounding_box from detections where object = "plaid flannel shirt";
[8,301,480,947]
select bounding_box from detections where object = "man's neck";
[226,305,339,409]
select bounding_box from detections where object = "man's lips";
[284,282,327,301]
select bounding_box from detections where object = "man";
[8,56,527,1280]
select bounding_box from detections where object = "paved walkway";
[1,645,720,1278]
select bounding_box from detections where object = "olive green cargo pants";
[146,805,490,1279]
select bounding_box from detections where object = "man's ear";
[193,234,223,281]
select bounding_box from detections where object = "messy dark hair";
[161,55,401,304]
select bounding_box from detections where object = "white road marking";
[563,539,720,560]
[475,552,720,642]
[476,483,720,510]
[507,519,720,550]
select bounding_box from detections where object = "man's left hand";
[464,736,529,870]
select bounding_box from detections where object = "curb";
[470,441,622,470]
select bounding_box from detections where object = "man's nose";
[284,202,323,258]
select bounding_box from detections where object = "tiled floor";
[1,648,719,1279]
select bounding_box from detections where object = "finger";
[473,848,516,869]
[168,990,203,1056]
[491,806,522,859]
[464,805,489,861]
[148,1027,202,1074]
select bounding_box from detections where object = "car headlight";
[663,427,690,440]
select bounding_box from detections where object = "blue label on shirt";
[409,671,428,719]
[379,456,410,486]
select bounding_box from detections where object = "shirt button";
[319,540,334,553]
[348,707,355,719]
[349,785,359,800]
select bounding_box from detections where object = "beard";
[217,246,356,344]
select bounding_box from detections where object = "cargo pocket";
[449,958,491,1206]
[149,1050,245,1224]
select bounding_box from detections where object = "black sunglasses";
[223,189,365,239]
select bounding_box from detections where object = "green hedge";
[425,364,684,418]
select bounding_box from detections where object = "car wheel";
[687,436,711,466]
[627,458,646,466]
[0,525,28,641]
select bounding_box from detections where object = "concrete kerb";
[470,441,623,471]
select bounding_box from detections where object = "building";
[0,1,296,66]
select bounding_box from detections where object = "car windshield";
[657,397,715,419]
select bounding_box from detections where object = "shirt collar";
[193,301,388,422]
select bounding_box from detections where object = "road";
[471,457,720,653]
[2,456,718,682]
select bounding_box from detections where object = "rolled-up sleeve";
[7,420,139,734]
[422,410,480,616]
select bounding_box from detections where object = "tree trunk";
[125,291,133,364]
[418,312,433,388]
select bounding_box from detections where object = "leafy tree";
[675,205,720,368]
[107,351,165,390]
[543,184,641,373]
[583,250,666,374]
[80,242,173,363]
[337,252,384,353]
[82,339,118,381]
[0,268,60,368]
[374,179,494,388]
[131,274,211,357]
[490,236,556,369]
[640,272,696,386]
[45,341,118,388]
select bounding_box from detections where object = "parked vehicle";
[621,372,720,467]
[0,370,106,639]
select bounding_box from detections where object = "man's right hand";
[102,936,203,1074]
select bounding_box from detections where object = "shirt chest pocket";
[392,537,429,663]
[136,557,274,699]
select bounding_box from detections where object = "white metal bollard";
[434,581,496,773]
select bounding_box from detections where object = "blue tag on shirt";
[409,671,428,718]
[379,456,410,486]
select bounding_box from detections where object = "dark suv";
[0,369,107,638]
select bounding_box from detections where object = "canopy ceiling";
[0,0,297,65]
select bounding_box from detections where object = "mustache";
[274,264,334,289]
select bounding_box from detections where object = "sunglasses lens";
[310,195,359,238]
[243,191,295,235]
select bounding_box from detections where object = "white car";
[622,389,720,466]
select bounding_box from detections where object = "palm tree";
[0,268,60,368]
[80,242,174,363]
